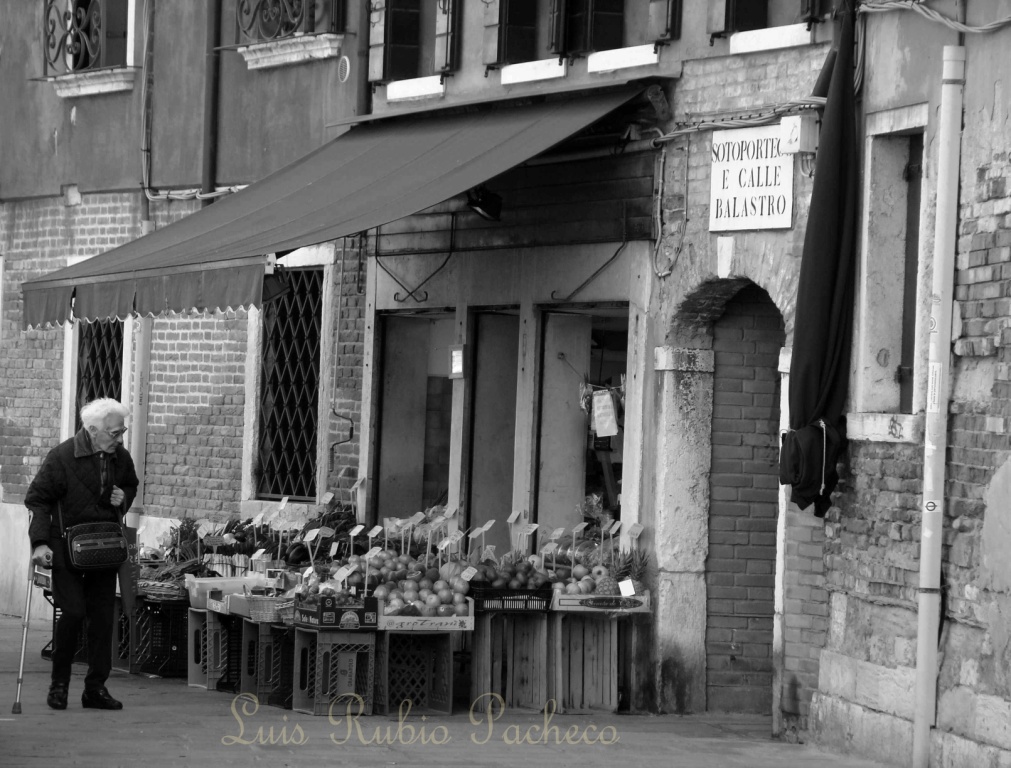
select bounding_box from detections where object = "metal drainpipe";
[201,0,222,206]
[911,44,964,768]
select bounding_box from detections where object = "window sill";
[500,57,568,86]
[48,68,135,99]
[237,33,343,71]
[729,23,816,55]
[846,412,924,444]
[587,44,660,74]
[386,75,446,102]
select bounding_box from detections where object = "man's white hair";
[80,398,130,430]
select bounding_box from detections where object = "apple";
[373,585,390,600]
[418,578,434,591]
[436,604,455,617]
[449,577,469,595]
[571,564,589,579]
[453,602,469,616]
[565,582,581,594]
[433,580,450,592]
[452,592,467,604]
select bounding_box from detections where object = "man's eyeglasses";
[104,427,128,439]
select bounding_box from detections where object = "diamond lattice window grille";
[257,268,323,501]
[75,319,124,432]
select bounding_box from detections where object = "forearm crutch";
[12,558,40,715]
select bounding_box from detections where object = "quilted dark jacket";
[26,429,139,550]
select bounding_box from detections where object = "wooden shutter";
[800,0,826,23]
[484,0,537,67]
[434,0,461,74]
[103,0,129,67]
[368,0,421,84]
[586,0,623,53]
[707,0,766,38]
[548,0,567,55]
[648,0,683,43]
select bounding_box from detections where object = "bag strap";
[56,500,66,537]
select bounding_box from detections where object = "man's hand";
[32,544,53,568]
[110,485,125,507]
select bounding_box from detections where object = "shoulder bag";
[58,501,128,570]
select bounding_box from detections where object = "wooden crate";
[546,612,618,713]
[375,631,454,715]
[470,612,547,713]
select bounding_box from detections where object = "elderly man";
[26,397,139,711]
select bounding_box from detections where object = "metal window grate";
[76,319,123,432]
[43,0,129,77]
[236,0,346,45]
[257,268,322,500]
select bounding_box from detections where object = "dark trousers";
[50,563,117,690]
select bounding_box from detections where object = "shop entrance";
[705,284,784,713]
[536,308,628,532]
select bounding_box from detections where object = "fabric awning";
[22,87,640,329]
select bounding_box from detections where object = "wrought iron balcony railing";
[43,0,128,77]
[236,0,346,46]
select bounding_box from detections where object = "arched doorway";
[705,283,785,713]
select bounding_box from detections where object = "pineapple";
[615,548,650,595]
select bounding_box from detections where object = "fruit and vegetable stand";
[93,500,653,717]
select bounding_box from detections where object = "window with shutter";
[648,0,683,43]
[483,0,537,69]
[434,0,462,74]
[75,319,123,433]
[43,0,130,76]
[550,0,624,57]
[707,0,768,40]
[368,0,422,84]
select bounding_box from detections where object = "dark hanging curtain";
[780,1,858,517]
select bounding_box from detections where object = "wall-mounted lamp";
[466,186,502,222]
[779,114,819,177]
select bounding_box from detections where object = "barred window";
[236,0,347,45]
[257,268,323,501]
[43,0,129,77]
[75,319,123,432]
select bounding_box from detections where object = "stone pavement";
[0,614,891,768]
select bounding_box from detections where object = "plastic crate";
[256,624,295,709]
[135,598,188,677]
[293,628,375,717]
[215,614,245,693]
[187,609,229,689]
[40,591,88,663]
[375,631,454,715]
[239,619,260,695]
[112,595,143,674]
[469,584,552,612]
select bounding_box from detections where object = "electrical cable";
[858,1,1011,34]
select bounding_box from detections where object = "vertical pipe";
[201,1,222,205]
[911,44,964,768]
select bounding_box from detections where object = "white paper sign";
[349,524,365,537]
[481,546,497,561]
[449,530,465,544]
[303,528,320,543]
[609,520,624,535]
[444,507,458,518]
[625,522,645,540]
[709,124,794,231]
[334,565,352,582]
[507,510,522,524]
[367,525,383,538]
[251,549,266,560]
[549,527,566,541]
[329,542,339,557]
[468,528,484,540]
[461,566,478,581]
[482,520,496,532]
[252,513,265,526]
[592,389,619,438]
[573,522,589,535]
[364,547,382,560]
[542,542,558,556]
[437,538,453,551]
[619,579,636,597]
[278,497,289,511]
[321,492,334,505]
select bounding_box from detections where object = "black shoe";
[47,682,68,710]
[81,687,122,710]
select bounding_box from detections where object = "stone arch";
[652,276,790,717]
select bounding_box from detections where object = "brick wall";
[706,284,783,713]
[143,309,247,520]
[326,242,366,497]
[0,193,142,501]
